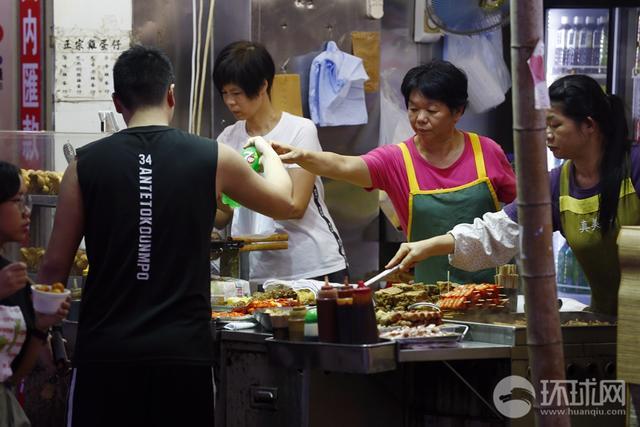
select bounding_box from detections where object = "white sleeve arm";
[448,210,520,271]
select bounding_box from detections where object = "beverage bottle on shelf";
[571,258,589,290]
[578,16,595,73]
[563,244,575,287]
[564,16,582,72]
[592,15,609,75]
[555,241,567,285]
[351,281,379,345]
[316,277,338,342]
[553,16,570,75]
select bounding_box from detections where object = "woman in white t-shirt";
[212,41,348,283]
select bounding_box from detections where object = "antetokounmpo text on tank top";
[137,153,152,280]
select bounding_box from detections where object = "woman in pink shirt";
[273,60,516,283]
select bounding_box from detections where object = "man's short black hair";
[113,45,175,110]
[401,60,469,113]
[212,41,275,98]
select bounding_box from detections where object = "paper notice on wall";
[351,31,380,93]
[53,29,130,102]
[271,74,303,117]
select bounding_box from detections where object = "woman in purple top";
[385,74,640,316]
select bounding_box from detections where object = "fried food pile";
[374,283,439,310]
[21,247,88,275]
[21,169,63,195]
[374,283,442,327]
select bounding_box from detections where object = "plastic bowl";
[32,287,70,314]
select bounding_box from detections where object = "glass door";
[545,8,609,88]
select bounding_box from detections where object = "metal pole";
[510,1,570,425]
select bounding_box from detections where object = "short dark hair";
[549,74,630,234]
[400,60,468,113]
[113,45,175,110]
[213,41,275,98]
[0,161,21,203]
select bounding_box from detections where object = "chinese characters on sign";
[20,0,41,132]
[54,30,129,101]
[19,0,44,170]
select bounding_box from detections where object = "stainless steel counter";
[214,324,512,373]
[398,341,512,363]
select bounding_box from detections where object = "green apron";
[559,160,640,316]
[401,132,500,284]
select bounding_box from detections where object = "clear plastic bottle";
[556,242,567,285]
[592,15,609,75]
[553,16,570,75]
[563,244,575,287]
[565,16,583,71]
[578,16,596,72]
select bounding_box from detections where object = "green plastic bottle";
[221,146,261,208]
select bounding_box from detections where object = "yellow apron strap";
[399,142,420,193]
[468,132,487,179]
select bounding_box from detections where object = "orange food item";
[34,283,68,293]
[438,283,503,311]
[211,311,248,319]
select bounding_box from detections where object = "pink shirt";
[362,133,517,234]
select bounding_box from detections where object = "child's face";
[0,178,31,245]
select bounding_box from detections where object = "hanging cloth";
[308,41,369,127]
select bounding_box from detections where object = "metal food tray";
[380,324,469,349]
[444,312,616,346]
[266,337,397,374]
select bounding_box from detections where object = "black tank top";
[76,126,217,365]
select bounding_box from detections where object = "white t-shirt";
[217,112,348,282]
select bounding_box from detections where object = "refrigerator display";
[545,3,640,305]
[545,8,609,86]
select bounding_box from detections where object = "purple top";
[504,144,640,235]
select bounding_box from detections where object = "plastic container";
[288,306,307,341]
[317,282,338,343]
[336,285,354,344]
[32,285,71,314]
[270,313,290,340]
[304,308,318,341]
[351,281,379,344]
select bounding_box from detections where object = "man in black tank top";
[37,45,295,427]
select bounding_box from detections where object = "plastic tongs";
[363,265,400,287]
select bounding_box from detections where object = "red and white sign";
[19,0,44,169]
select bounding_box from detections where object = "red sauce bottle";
[351,281,379,344]
[317,280,338,343]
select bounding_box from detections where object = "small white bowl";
[32,286,70,314]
